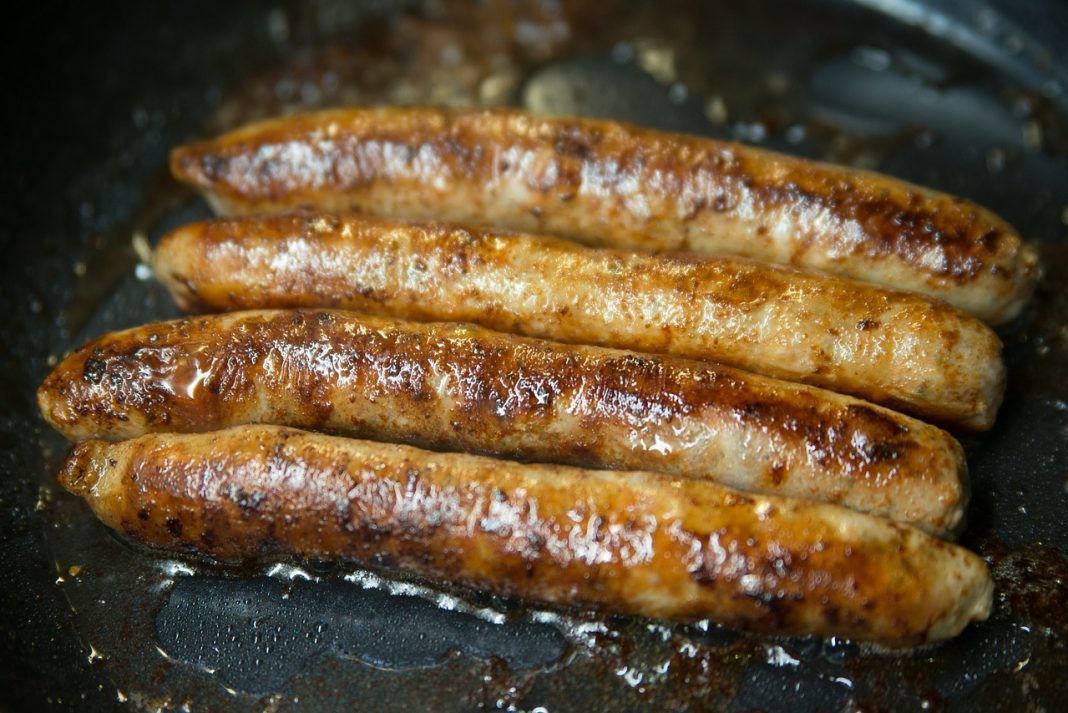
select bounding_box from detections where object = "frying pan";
[3,1,1068,710]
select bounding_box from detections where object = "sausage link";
[156,212,1005,429]
[38,309,968,537]
[58,425,993,646]
[169,107,1039,324]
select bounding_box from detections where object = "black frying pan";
[3,1,1068,710]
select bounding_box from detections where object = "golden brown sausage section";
[170,107,1039,324]
[38,310,967,536]
[59,425,993,646]
[155,212,1006,429]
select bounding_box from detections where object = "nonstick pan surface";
[3,1,1068,710]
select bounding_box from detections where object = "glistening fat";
[156,211,1006,429]
[39,309,968,536]
[58,425,994,647]
[170,106,1039,324]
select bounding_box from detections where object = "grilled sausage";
[58,425,993,646]
[155,212,1006,429]
[38,310,968,536]
[169,107,1039,324]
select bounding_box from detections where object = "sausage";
[155,211,1006,429]
[38,309,968,537]
[169,107,1039,324]
[57,425,992,646]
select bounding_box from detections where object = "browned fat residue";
[530,115,1006,286]
[731,396,912,475]
[418,339,572,437]
[194,152,228,183]
[57,442,103,494]
[165,517,183,537]
[834,194,997,282]
[439,130,487,179]
[682,521,820,632]
[551,127,595,160]
[82,358,106,384]
[696,264,773,309]
[577,354,699,423]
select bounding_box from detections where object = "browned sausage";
[155,211,1006,429]
[58,425,993,646]
[169,107,1039,324]
[38,310,968,536]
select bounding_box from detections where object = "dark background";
[3,2,1068,711]
[1,6,269,709]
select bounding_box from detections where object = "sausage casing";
[155,212,1006,429]
[169,107,1039,324]
[58,425,993,646]
[38,309,968,536]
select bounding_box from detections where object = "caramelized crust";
[156,212,1005,429]
[39,310,967,536]
[170,107,1039,324]
[58,426,992,646]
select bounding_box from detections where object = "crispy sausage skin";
[38,310,968,537]
[156,212,1006,429]
[58,425,992,646]
[169,107,1039,324]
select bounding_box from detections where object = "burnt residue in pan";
[17,0,1068,711]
